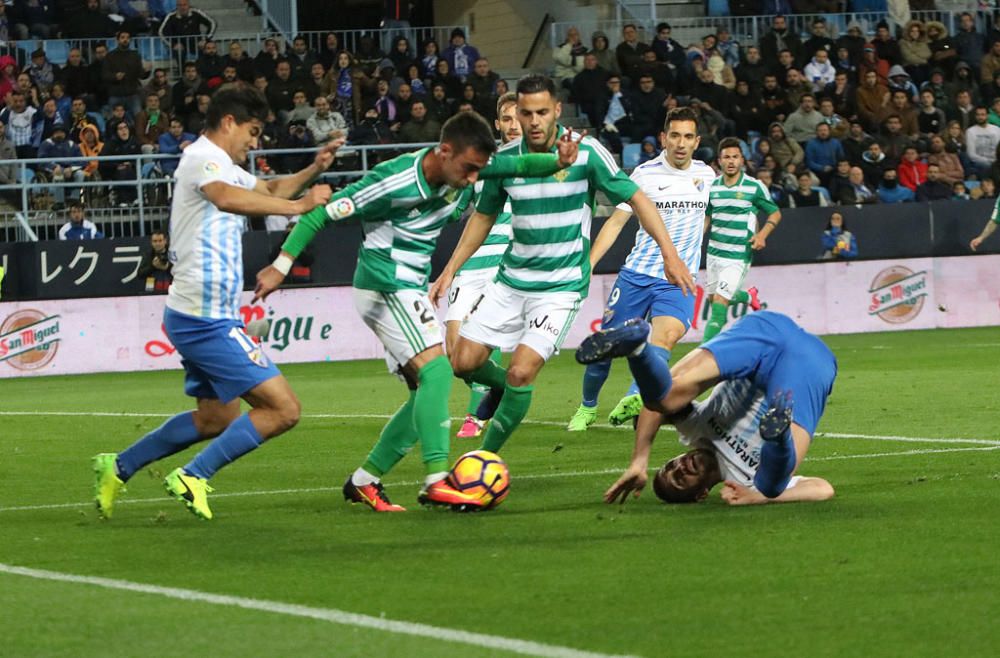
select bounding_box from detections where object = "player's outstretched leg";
[93,411,204,519]
[576,319,673,411]
[567,359,609,431]
[702,288,761,343]
[344,393,416,512]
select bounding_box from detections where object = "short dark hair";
[116,29,131,39]
[151,228,168,238]
[69,200,85,211]
[717,136,743,155]
[183,61,197,70]
[205,86,270,130]
[440,111,498,156]
[516,74,556,97]
[664,106,699,131]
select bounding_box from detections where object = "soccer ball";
[447,450,510,509]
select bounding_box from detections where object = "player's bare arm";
[589,207,632,269]
[750,210,782,251]
[721,477,834,506]
[203,180,332,220]
[428,210,499,307]
[970,218,997,251]
[258,138,344,198]
[603,410,664,504]
[627,190,695,295]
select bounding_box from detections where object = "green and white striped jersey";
[705,172,779,263]
[456,179,511,278]
[283,148,564,293]
[476,127,638,295]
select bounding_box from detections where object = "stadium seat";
[707,0,730,16]
[622,143,641,170]
[44,39,70,66]
[814,186,831,204]
[965,180,980,190]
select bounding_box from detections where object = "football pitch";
[2,327,999,657]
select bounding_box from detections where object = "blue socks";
[184,413,263,480]
[754,430,797,498]
[581,360,611,407]
[626,344,672,405]
[116,412,201,481]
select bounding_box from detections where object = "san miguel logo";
[0,309,61,370]
[868,266,928,324]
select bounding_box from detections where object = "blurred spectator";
[756,168,787,208]
[432,58,462,100]
[900,21,931,84]
[88,43,110,109]
[760,15,802,67]
[783,69,813,109]
[49,82,70,120]
[637,135,660,164]
[372,78,397,124]
[184,93,209,134]
[878,91,919,140]
[925,21,957,78]
[118,0,158,36]
[887,66,918,105]
[398,99,440,143]
[26,48,57,97]
[348,107,390,145]
[278,119,314,172]
[317,32,340,71]
[12,0,56,40]
[732,79,765,136]
[442,28,479,81]
[948,88,975,130]
[966,106,1000,177]
[253,38,281,80]
[916,163,953,201]
[760,74,790,124]
[738,45,767,91]
[803,49,835,93]
[68,97,101,144]
[58,202,104,240]
[137,229,173,292]
[767,121,803,172]
[952,181,971,200]
[387,36,413,76]
[861,141,891,188]
[860,45,890,88]
[404,63,425,96]
[157,118,195,175]
[77,122,103,183]
[877,166,915,202]
[715,27,740,69]
[880,114,915,162]
[704,52,733,91]
[691,66,729,115]
[144,68,173,114]
[817,97,847,140]
[306,96,346,144]
[839,166,877,204]
[103,103,133,141]
[783,93,823,144]
[159,0,217,66]
[873,22,902,67]
[972,178,996,199]
[954,12,985,74]
[554,26,587,89]
[424,82,453,125]
[286,90,313,124]
[196,39,226,85]
[917,89,946,139]
[468,58,499,99]
[15,71,39,109]
[420,39,439,79]
[135,92,169,154]
[31,97,65,147]
[322,51,369,126]
[287,35,318,81]
[926,134,964,184]
[616,23,649,85]
[789,171,828,207]
[68,0,116,39]
[837,22,866,65]
[225,41,255,82]
[590,30,619,77]
[103,30,146,118]
[172,62,203,121]
[803,18,834,63]
[0,55,18,102]
[921,68,949,112]
[651,23,684,73]
[354,36,384,76]
[302,62,326,102]
[950,61,980,107]
[0,122,17,207]
[834,46,857,79]
[828,159,853,201]
[101,121,140,205]
[393,83,414,124]
[805,122,844,186]
[772,49,795,86]
[821,212,857,260]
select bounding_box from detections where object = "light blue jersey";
[616,153,714,280]
[165,135,258,320]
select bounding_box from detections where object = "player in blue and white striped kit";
[567,107,714,431]
[93,86,339,520]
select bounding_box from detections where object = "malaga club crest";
[693,178,705,192]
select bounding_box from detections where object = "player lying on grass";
[93,86,339,520]
[567,107,714,432]
[430,75,694,461]
[255,111,580,512]
[576,310,837,503]
[643,379,834,505]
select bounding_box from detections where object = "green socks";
[467,356,507,390]
[465,348,502,414]
[363,392,417,476]
[413,355,454,475]
[702,301,729,343]
[481,383,533,453]
[730,289,749,304]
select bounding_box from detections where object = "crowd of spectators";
[562,11,1000,207]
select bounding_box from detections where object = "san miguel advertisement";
[1,255,998,378]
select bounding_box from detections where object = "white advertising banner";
[2,255,998,379]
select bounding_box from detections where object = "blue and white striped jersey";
[165,136,258,320]
[615,153,714,281]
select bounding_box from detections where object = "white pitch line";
[0,563,635,658]
[2,410,998,446]
[2,445,998,514]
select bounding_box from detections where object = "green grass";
[2,327,1000,657]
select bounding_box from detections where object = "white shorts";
[353,287,443,374]
[459,281,582,362]
[705,257,750,299]
[444,273,493,324]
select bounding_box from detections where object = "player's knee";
[450,350,477,377]
[276,396,301,433]
[506,364,537,388]
[816,480,836,500]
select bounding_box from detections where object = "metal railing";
[0,142,440,242]
[550,9,995,53]
[255,0,297,42]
